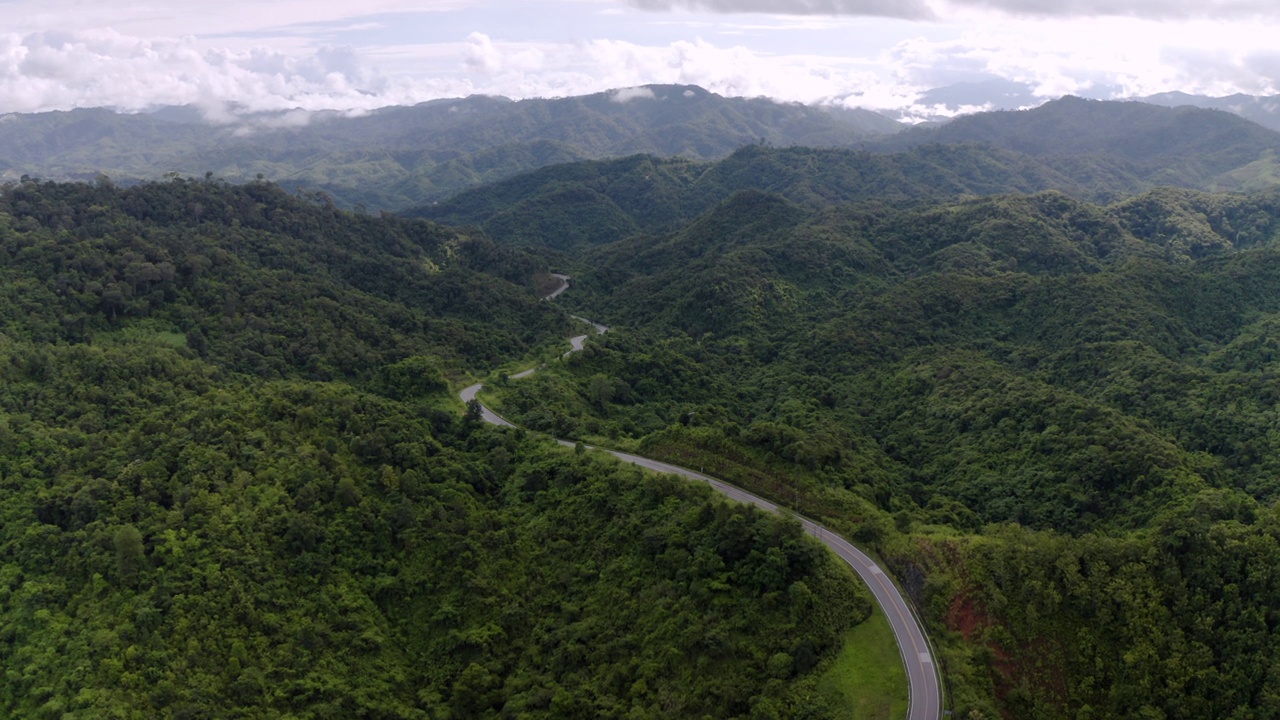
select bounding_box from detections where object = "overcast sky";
[4,0,1279,120]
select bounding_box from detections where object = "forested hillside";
[0,85,899,211]
[0,179,869,718]
[477,177,1280,717]
[13,107,1280,718]
[408,143,1150,250]
[410,107,1280,253]
[0,177,573,369]
[412,98,1280,256]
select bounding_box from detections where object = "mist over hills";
[8,83,1280,216]
[871,96,1280,191]
[898,79,1280,133]
[0,85,899,211]
[1139,90,1280,131]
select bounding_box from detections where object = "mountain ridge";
[0,85,901,211]
[871,95,1280,184]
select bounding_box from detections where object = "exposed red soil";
[946,592,985,641]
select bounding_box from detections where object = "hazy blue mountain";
[1140,91,1280,132]
[914,79,1040,112]
[873,96,1280,192]
[0,85,902,211]
[874,78,1127,123]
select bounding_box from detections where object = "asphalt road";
[459,280,941,720]
[587,450,941,720]
[544,273,573,300]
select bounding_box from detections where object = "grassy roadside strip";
[816,608,912,719]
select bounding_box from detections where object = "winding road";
[460,276,942,720]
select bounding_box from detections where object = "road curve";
[460,279,942,720]
[544,273,573,300]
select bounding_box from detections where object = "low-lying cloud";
[611,86,658,102]
[0,29,435,118]
[627,0,1280,20]
[626,0,934,20]
[945,0,1277,20]
[2,23,1279,124]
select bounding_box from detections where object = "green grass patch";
[1213,149,1280,193]
[152,331,188,348]
[816,607,910,720]
[97,321,189,348]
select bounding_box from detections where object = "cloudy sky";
[4,0,1279,120]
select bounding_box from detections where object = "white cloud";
[629,0,1280,21]
[567,37,861,101]
[3,7,1280,123]
[939,0,1278,21]
[611,86,658,101]
[464,32,503,73]
[878,19,1280,101]
[0,28,421,116]
[627,0,934,20]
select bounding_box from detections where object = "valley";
[462,278,939,718]
[5,90,1280,719]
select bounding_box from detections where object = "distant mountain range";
[0,85,897,211]
[1138,91,1280,131]
[414,96,1280,250]
[872,96,1280,194]
[899,79,1280,133]
[7,83,1280,212]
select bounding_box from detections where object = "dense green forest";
[13,97,1280,717]
[408,144,1146,251]
[0,177,570,376]
[0,179,870,718]
[475,175,1280,717]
